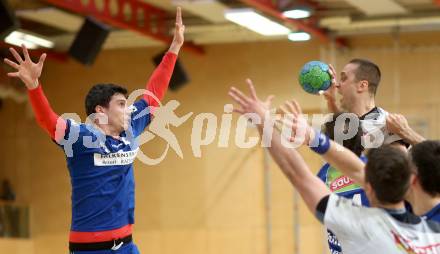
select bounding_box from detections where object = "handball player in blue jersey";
[317,112,369,254]
[3,7,185,254]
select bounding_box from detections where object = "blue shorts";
[70,242,140,254]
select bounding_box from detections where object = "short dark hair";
[365,146,411,204]
[349,59,381,95]
[85,84,127,116]
[410,140,440,197]
[324,112,364,157]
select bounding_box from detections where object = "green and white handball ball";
[299,61,332,94]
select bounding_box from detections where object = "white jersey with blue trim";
[324,194,440,254]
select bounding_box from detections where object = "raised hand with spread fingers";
[277,99,314,146]
[3,45,46,90]
[228,81,330,214]
[228,79,274,119]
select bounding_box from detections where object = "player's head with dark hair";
[365,145,411,205]
[410,140,440,197]
[324,112,364,157]
[85,84,129,132]
[337,59,381,111]
[349,59,381,95]
[85,84,127,116]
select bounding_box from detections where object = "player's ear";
[403,174,417,199]
[364,182,376,204]
[410,173,418,186]
[358,80,368,93]
[365,182,371,194]
[95,105,105,114]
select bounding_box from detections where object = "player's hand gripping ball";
[299,61,332,94]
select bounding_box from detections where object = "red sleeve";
[28,84,67,142]
[143,52,177,107]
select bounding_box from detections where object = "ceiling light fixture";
[225,9,291,36]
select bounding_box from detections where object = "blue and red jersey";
[59,99,150,232]
[27,52,177,243]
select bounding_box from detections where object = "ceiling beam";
[173,0,229,24]
[41,0,204,54]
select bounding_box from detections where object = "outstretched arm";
[143,7,185,108]
[3,45,66,141]
[320,139,365,186]
[228,80,330,215]
[280,102,365,186]
[387,113,425,145]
